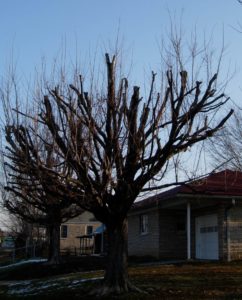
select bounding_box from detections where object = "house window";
[86,225,93,235]
[60,225,68,238]
[140,214,148,235]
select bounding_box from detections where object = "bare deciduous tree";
[37,51,233,293]
[0,22,233,292]
[2,122,82,264]
[209,112,242,170]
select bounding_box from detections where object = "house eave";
[176,193,242,200]
[129,193,242,216]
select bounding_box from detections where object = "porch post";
[187,201,191,260]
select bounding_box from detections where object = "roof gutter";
[176,194,242,200]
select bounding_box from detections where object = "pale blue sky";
[0,0,242,105]
[1,1,242,229]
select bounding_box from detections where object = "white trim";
[140,214,149,235]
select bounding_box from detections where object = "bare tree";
[2,122,82,264]
[2,214,44,252]
[211,0,242,170]
[0,22,233,292]
[208,112,242,170]
[34,50,232,293]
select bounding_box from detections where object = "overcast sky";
[0,0,242,230]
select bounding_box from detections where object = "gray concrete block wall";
[217,205,227,261]
[128,209,160,258]
[159,210,186,259]
[128,201,242,261]
[228,206,242,260]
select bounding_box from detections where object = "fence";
[60,245,94,256]
[0,243,46,266]
[61,232,106,257]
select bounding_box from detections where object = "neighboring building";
[60,211,101,254]
[128,170,242,261]
[1,236,15,249]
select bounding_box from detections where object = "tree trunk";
[47,222,61,265]
[97,218,138,295]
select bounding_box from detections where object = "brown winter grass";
[129,262,242,299]
[1,260,242,299]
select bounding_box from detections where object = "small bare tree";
[2,122,82,264]
[209,112,242,170]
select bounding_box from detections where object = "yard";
[1,258,242,299]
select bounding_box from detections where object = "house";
[128,170,242,261]
[60,210,102,254]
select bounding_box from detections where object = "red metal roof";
[133,170,242,210]
[179,169,242,196]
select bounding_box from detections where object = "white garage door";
[195,214,219,260]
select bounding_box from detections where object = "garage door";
[195,214,219,260]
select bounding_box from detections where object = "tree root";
[89,279,147,297]
[44,258,62,266]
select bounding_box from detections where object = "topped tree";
[39,53,233,294]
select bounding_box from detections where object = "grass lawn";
[1,259,242,299]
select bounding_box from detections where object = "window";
[200,226,218,234]
[60,225,68,238]
[140,214,148,235]
[86,225,93,235]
